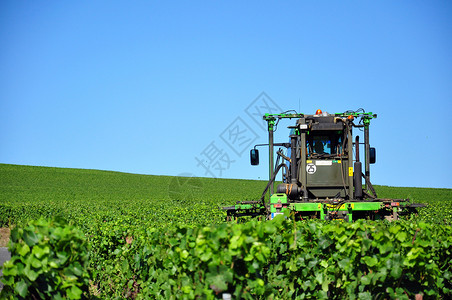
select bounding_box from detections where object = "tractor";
[223,109,424,222]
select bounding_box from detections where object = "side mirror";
[250,149,259,165]
[369,147,376,164]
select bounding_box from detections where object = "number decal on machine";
[306,163,317,174]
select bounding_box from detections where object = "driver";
[314,142,325,154]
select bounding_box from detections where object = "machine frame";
[223,110,424,222]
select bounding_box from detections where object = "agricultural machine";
[223,109,424,222]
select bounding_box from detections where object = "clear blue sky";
[1,1,451,188]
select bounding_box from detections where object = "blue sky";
[1,1,451,188]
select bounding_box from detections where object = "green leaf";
[206,273,228,292]
[49,261,59,268]
[396,231,407,242]
[289,261,298,272]
[362,237,372,250]
[181,285,192,294]
[66,285,83,299]
[31,257,42,268]
[390,263,403,279]
[200,251,212,262]
[379,242,393,254]
[23,229,39,246]
[15,279,29,297]
[320,260,328,268]
[24,267,39,281]
[362,256,378,267]
[318,235,332,249]
[11,227,20,243]
[315,272,324,285]
[180,249,189,260]
[32,245,50,259]
[322,280,329,292]
[229,235,240,249]
[56,251,69,264]
[72,262,83,276]
[358,291,372,300]
[2,260,18,277]
[361,274,371,285]
[338,258,350,270]
[264,221,276,234]
[121,259,129,274]
[18,243,30,256]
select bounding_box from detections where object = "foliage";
[89,215,452,299]
[0,218,90,299]
[375,185,452,225]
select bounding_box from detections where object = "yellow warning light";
[315,109,322,115]
[347,115,354,120]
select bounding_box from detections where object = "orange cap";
[315,109,322,115]
[347,115,354,120]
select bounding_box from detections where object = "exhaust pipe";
[354,136,363,199]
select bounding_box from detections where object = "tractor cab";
[248,110,377,201]
[296,112,350,200]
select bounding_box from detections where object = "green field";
[0,163,451,299]
[1,164,451,227]
[0,164,267,229]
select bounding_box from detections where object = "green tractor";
[223,109,424,222]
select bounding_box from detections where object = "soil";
[0,228,10,247]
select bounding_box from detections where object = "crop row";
[2,215,451,299]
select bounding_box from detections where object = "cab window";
[307,133,342,156]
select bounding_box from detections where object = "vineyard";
[0,163,451,299]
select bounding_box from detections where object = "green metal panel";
[288,201,383,212]
[349,202,382,211]
[270,193,288,204]
[234,204,254,210]
[231,201,382,216]
[305,160,349,198]
[307,160,344,186]
[289,203,322,211]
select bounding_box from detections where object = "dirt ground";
[0,228,10,247]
